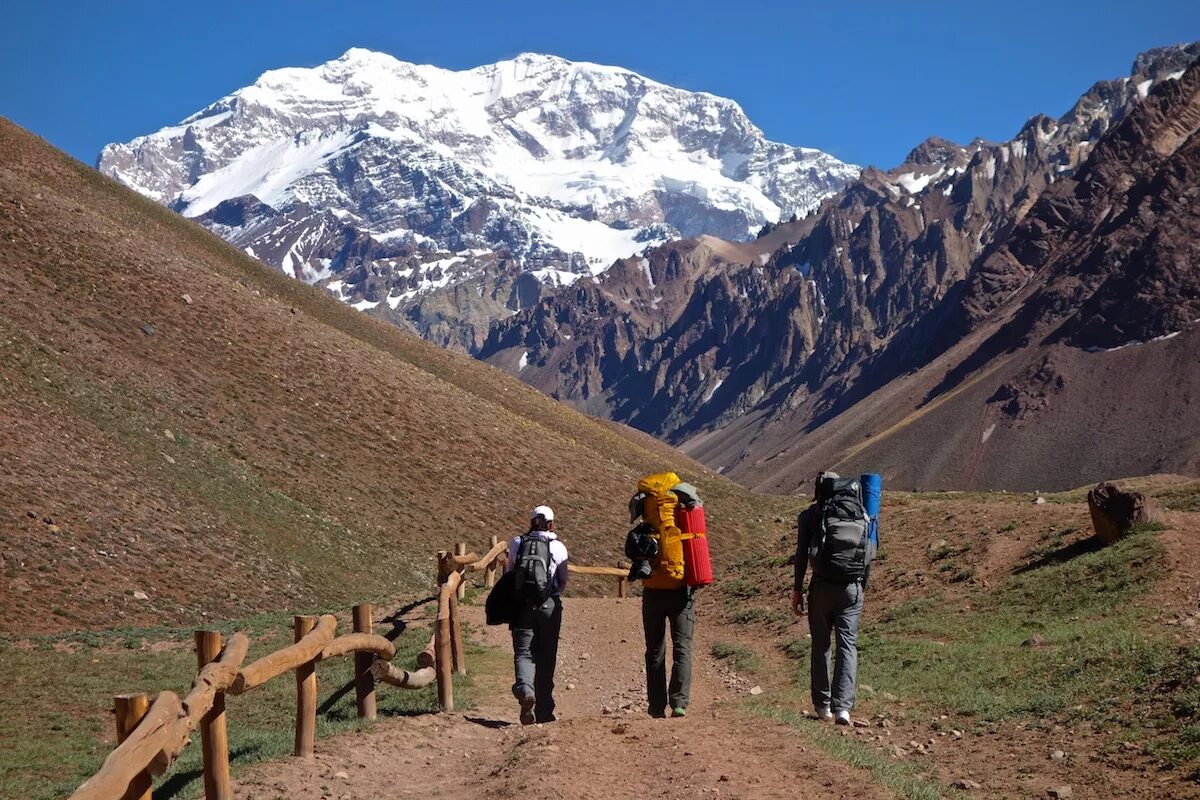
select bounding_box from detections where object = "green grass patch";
[711,641,763,673]
[0,611,482,800]
[827,526,1198,774]
[745,699,952,800]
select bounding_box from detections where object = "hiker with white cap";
[506,505,569,724]
[792,471,875,725]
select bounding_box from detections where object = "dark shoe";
[649,707,667,718]
[535,713,557,723]
[514,687,536,725]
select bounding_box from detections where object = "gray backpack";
[810,477,874,582]
[512,533,553,604]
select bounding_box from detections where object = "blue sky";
[1,1,1198,169]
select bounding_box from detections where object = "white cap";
[531,505,555,522]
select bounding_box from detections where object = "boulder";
[1087,482,1159,543]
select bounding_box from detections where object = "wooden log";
[455,542,468,599]
[70,635,251,800]
[436,550,450,590]
[435,612,454,711]
[293,616,318,759]
[352,604,377,721]
[449,592,466,675]
[568,564,630,577]
[484,535,500,588]
[416,632,436,670]
[370,660,437,689]
[69,692,185,800]
[617,561,629,598]
[195,631,232,800]
[317,633,396,662]
[230,614,336,694]
[115,693,152,800]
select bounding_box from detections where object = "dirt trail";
[230,598,889,800]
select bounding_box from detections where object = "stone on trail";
[951,779,982,790]
[1046,787,1073,799]
[180,293,192,305]
[748,685,763,695]
[1050,749,1066,760]
[1021,634,1047,648]
[139,322,156,336]
[333,771,349,780]
[132,590,149,600]
[1087,481,1159,543]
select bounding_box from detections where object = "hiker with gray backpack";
[505,505,569,724]
[792,471,880,725]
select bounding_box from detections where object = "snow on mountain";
[98,48,858,349]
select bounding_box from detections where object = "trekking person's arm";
[792,508,811,614]
[553,542,569,592]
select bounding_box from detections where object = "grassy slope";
[0,117,775,636]
[0,117,788,798]
[711,480,1200,794]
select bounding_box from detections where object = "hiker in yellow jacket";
[636,473,696,718]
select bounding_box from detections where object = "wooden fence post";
[436,550,449,589]
[617,561,628,598]
[484,535,500,588]
[352,604,377,721]
[194,631,232,800]
[454,542,467,599]
[113,692,152,800]
[434,605,454,712]
[449,592,466,675]
[293,616,318,758]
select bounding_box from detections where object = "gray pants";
[642,587,695,713]
[512,595,562,721]
[808,578,864,712]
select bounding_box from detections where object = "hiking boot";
[834,710,851,726]
[535,713,557,724]
[671,707,687,718]
[649,707,667,718]
[815,705,833,721]
[514,687,536,725]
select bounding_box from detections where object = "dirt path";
[230,597,890,800]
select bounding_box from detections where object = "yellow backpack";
[637,472,686,590]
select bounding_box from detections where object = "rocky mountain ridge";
[97,49,858,350]
[481,43,1200,489]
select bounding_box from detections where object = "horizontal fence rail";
[67,538,627,800]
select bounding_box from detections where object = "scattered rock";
[1050,749,1066,760]
[180,293,193,305]
[162,453,176,465]
[333,771,349,781]
[1034,496,1046,505]
[611,724,628,735]
[139,322,156,336]
[748,685,763,696]
[566,683,576,690]
[853,719,870,728]
[951,779,982,790]
[1046,787,1072,799]
[132,591,149,601]
[1087,482,1160,543]
[26,510,37,519]
[164,429,174,441]
[1021,634,1047,648]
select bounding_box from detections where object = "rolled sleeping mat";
[861,473,882,546]
[860,473,882,518]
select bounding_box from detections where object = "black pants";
[642,586,695,713]
[511,595,562,721]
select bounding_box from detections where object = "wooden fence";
[68,539,628,800]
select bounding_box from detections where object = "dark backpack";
[512,533,554,604]
[810,477,873,582]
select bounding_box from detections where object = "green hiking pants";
[642,586,695,713]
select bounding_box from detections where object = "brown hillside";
[0,118,773,636]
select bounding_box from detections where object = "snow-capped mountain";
[97,48,858,349]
